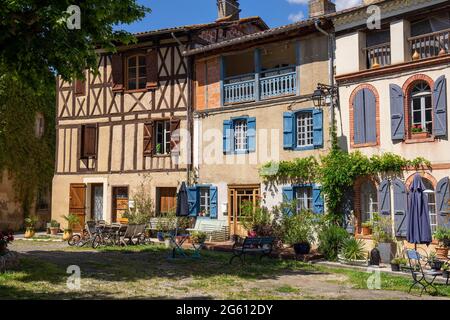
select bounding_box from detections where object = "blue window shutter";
[390,84,405,140]
[223,120,233,154]
[433,75,447,137]
[393,178,408,237]
[378,179,391,216]
[312,185,324,214]
[353,90,366,144]
[187,186,198,217]
[247,117,256,152]
[436,177,450,229]
[282,186,294,215]
[283,112,294,149]
[209,186,218,219]
[313,109,323,149]
[364,89,377,143]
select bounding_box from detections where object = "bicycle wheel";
[92,234,102,249]
[68,234,81,246]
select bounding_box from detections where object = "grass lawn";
[1,244,449,300]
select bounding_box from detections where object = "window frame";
[154,120,171,156]
[233,119,248,152]
[198,187,211,217]
[295,185,313,213]
[360,180,379,224]
[410,82,433,134]
[422,179,438,233]
[80,124,98,159]
[295,110,314,150]
[126,54,147,92]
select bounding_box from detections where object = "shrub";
[240,200,277,237]
[191,231,207,244]
[279,206,317,246]
[391,257,407,265]
[372,212,394,244]
[433,227,450,248]
[340,238,366,262]
[24,215,38,230]
[63,214,80,231]
[49,220,60,228]
[318,223,350,261]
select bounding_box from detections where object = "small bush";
[340,238,366,262]
[318,223,350,261]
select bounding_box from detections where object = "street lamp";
[312,83,337,108]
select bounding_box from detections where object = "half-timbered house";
[51,3,267,229]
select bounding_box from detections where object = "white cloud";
[288,11,305,22]
[334,0,363,11]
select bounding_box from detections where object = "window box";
[411,131,430,139]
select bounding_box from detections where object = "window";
[295,186,313,213]
[112,187,129,223]
[74,79,86,96]
[410,82,433,134]
[35,113,45,138]
[37,187,50,211]
[423,179,438,233]
[127,55,147,91]
[360,181,378,224]
[234,120,248,151]
[223,117,256,154]
[296,112,313,148]
[199,187,211,217]
[80,125,97,159]
[155,120,171,155]
[352,88,377,145]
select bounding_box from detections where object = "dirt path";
[6,240,448,300]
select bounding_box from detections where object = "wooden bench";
[187,217,230,242]
[229,237,275,265]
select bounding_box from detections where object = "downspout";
[314,20,335,136]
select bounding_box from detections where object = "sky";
[117,0,363,33]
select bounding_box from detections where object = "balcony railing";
[223,66,297,105]
[409,28,450,60]
[364,42,391,68]
[260,66,297,99]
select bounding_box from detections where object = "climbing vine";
[260,150,431,222]
[0,67,55,217]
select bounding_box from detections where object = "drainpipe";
[314,20,335,134]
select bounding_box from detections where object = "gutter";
[314,20,335,134]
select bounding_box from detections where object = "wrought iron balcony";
[223,66,297,105]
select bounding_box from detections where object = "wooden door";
[112,187,129,224]
[69,184,86,232]
[158,187,177,215]
[228,186,260,237]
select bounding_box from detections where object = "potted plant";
[411,124,428,139]
[281,208,316,255]
[49,220,60,236]
[372,213,396,264]
[391,257,407,272]
[62,214,80,241]
[433,227,450,260]
[442,262,449,280]
[338,238,367,266]
[361,221,373,236]
[24,215,38,238]
[191,231,207,245]
[240,201,273,237]
[428,252,444,270]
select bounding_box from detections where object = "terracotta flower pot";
[362,227,372,236]
[50,227,59,236]
[411,132,428,139]
[63,230,73,241]
[24,229,35,239]
[436,247,449,260]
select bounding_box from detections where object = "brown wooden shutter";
[111,54,124,92]
[170,118,181,154]
[74,79,86,96]
[69,184,86,232]
[81,125,97,158]
[143,122,154,157]
[146,50,159,89]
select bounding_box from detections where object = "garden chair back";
[86,221,97,238]
[406,249,442,296]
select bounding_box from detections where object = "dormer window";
[127,55,147,91]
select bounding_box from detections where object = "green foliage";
[191,231,207,244]
[24,215,38,229]
[155,211,177,233]
[340,238,366,262]
[124,176,156,224]
[260,150,430,222]
[0,1,150,83]
[240,201,275,236]
[391,257,407,265]
[372,212,394,244]
[317,222,350,261]
[361,221,373,228]
[0,69,55,217]
[63,214,80,231]
[433,227,450,248]
[280,208,317,245]
[49,220,60,228]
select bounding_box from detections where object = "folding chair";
[120,224,136,246]
[406,249,442,296]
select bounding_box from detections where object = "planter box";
[411,132,429,139]
[377,242,396,264]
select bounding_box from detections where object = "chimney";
[217,0,240,21]
[308,0,336,18]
